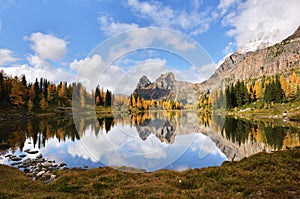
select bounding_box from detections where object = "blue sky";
[0,0,299,91]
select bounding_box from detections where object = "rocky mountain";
[134,26,300,99]
[134,72,195,104]
[207,26,300,86]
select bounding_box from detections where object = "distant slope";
[207,26,300,85]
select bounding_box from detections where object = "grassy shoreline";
[0,147,299,198]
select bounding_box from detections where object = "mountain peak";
[155,72,175,90]
[136,75,151,89]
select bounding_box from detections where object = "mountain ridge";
[206,26,300,86]
[133,26,300,100]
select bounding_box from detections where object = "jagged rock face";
[134,72,200,104]
[154,72,176,90]
[136,118,176,144]
[134,72,192,102]
[207,26,300,85]
[136,75,151,89]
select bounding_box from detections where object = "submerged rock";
[11,161,22,166]
[10,157,22,161]
[26,150,39,154]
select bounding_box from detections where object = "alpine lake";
[1,110,300,172]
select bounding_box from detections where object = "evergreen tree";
[33,78,40,108]
[105,89,112,107]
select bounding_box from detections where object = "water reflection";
[0,112,299,171]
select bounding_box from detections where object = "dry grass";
[0,147,299,198]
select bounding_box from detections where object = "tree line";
[199,71,300,110]
[128,93,182,111]
[0,70,115,113]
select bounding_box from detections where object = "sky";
[0,0,300,94]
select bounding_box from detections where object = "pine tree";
[33,78,40,108]
[95,86,103,106]
[105,89,112,107]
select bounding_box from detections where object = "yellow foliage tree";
[280,75,288,96]
[40,96,48,111]
[253,81,263,99]
[9,77,27,106]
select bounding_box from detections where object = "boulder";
[26,150,39,154]
[36,154,43,159]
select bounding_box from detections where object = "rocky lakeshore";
[3,150,68,183]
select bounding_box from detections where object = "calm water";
[0,111,299,171]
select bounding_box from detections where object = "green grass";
[0,147,299,198]
[227,98,300,122]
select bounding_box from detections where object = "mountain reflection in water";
[0,111,299,171]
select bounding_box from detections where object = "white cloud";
[223,41,236,56]
[70,54,109,90]
[70,54,171,95]
[0,64,74,83]
[126,0,211,36]
[189,63,217,82]
[222,0,300,53]
[24,32,67,61]
[217,0,241,16]
[98,15,139,36]
[107,28,196,62]
[0,49,18,66]
[113,58,168,95]
[192,0,201,10]
[0,32,73,84]
[26,54,51,69]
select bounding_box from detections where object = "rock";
[5,154,12,158]
[26,150,39,154]
[19,154,26,158]
[11,157,22,161]
[22,158,32,166]
[26,173,34,177]
[136,75,151,89]
[50,175,56,180]
[41,162,52,167]
[11,162,22,166]
[24,149,30,153]
[24,168,30,173]
[44,176,56,184]
[134,72,178,101]
[36,171,45,177]
[206,26,300,90]
[36,154,43,159]
[59,162,67,167]
[42,172,52,178]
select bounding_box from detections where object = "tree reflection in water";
[0,112,299,153]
